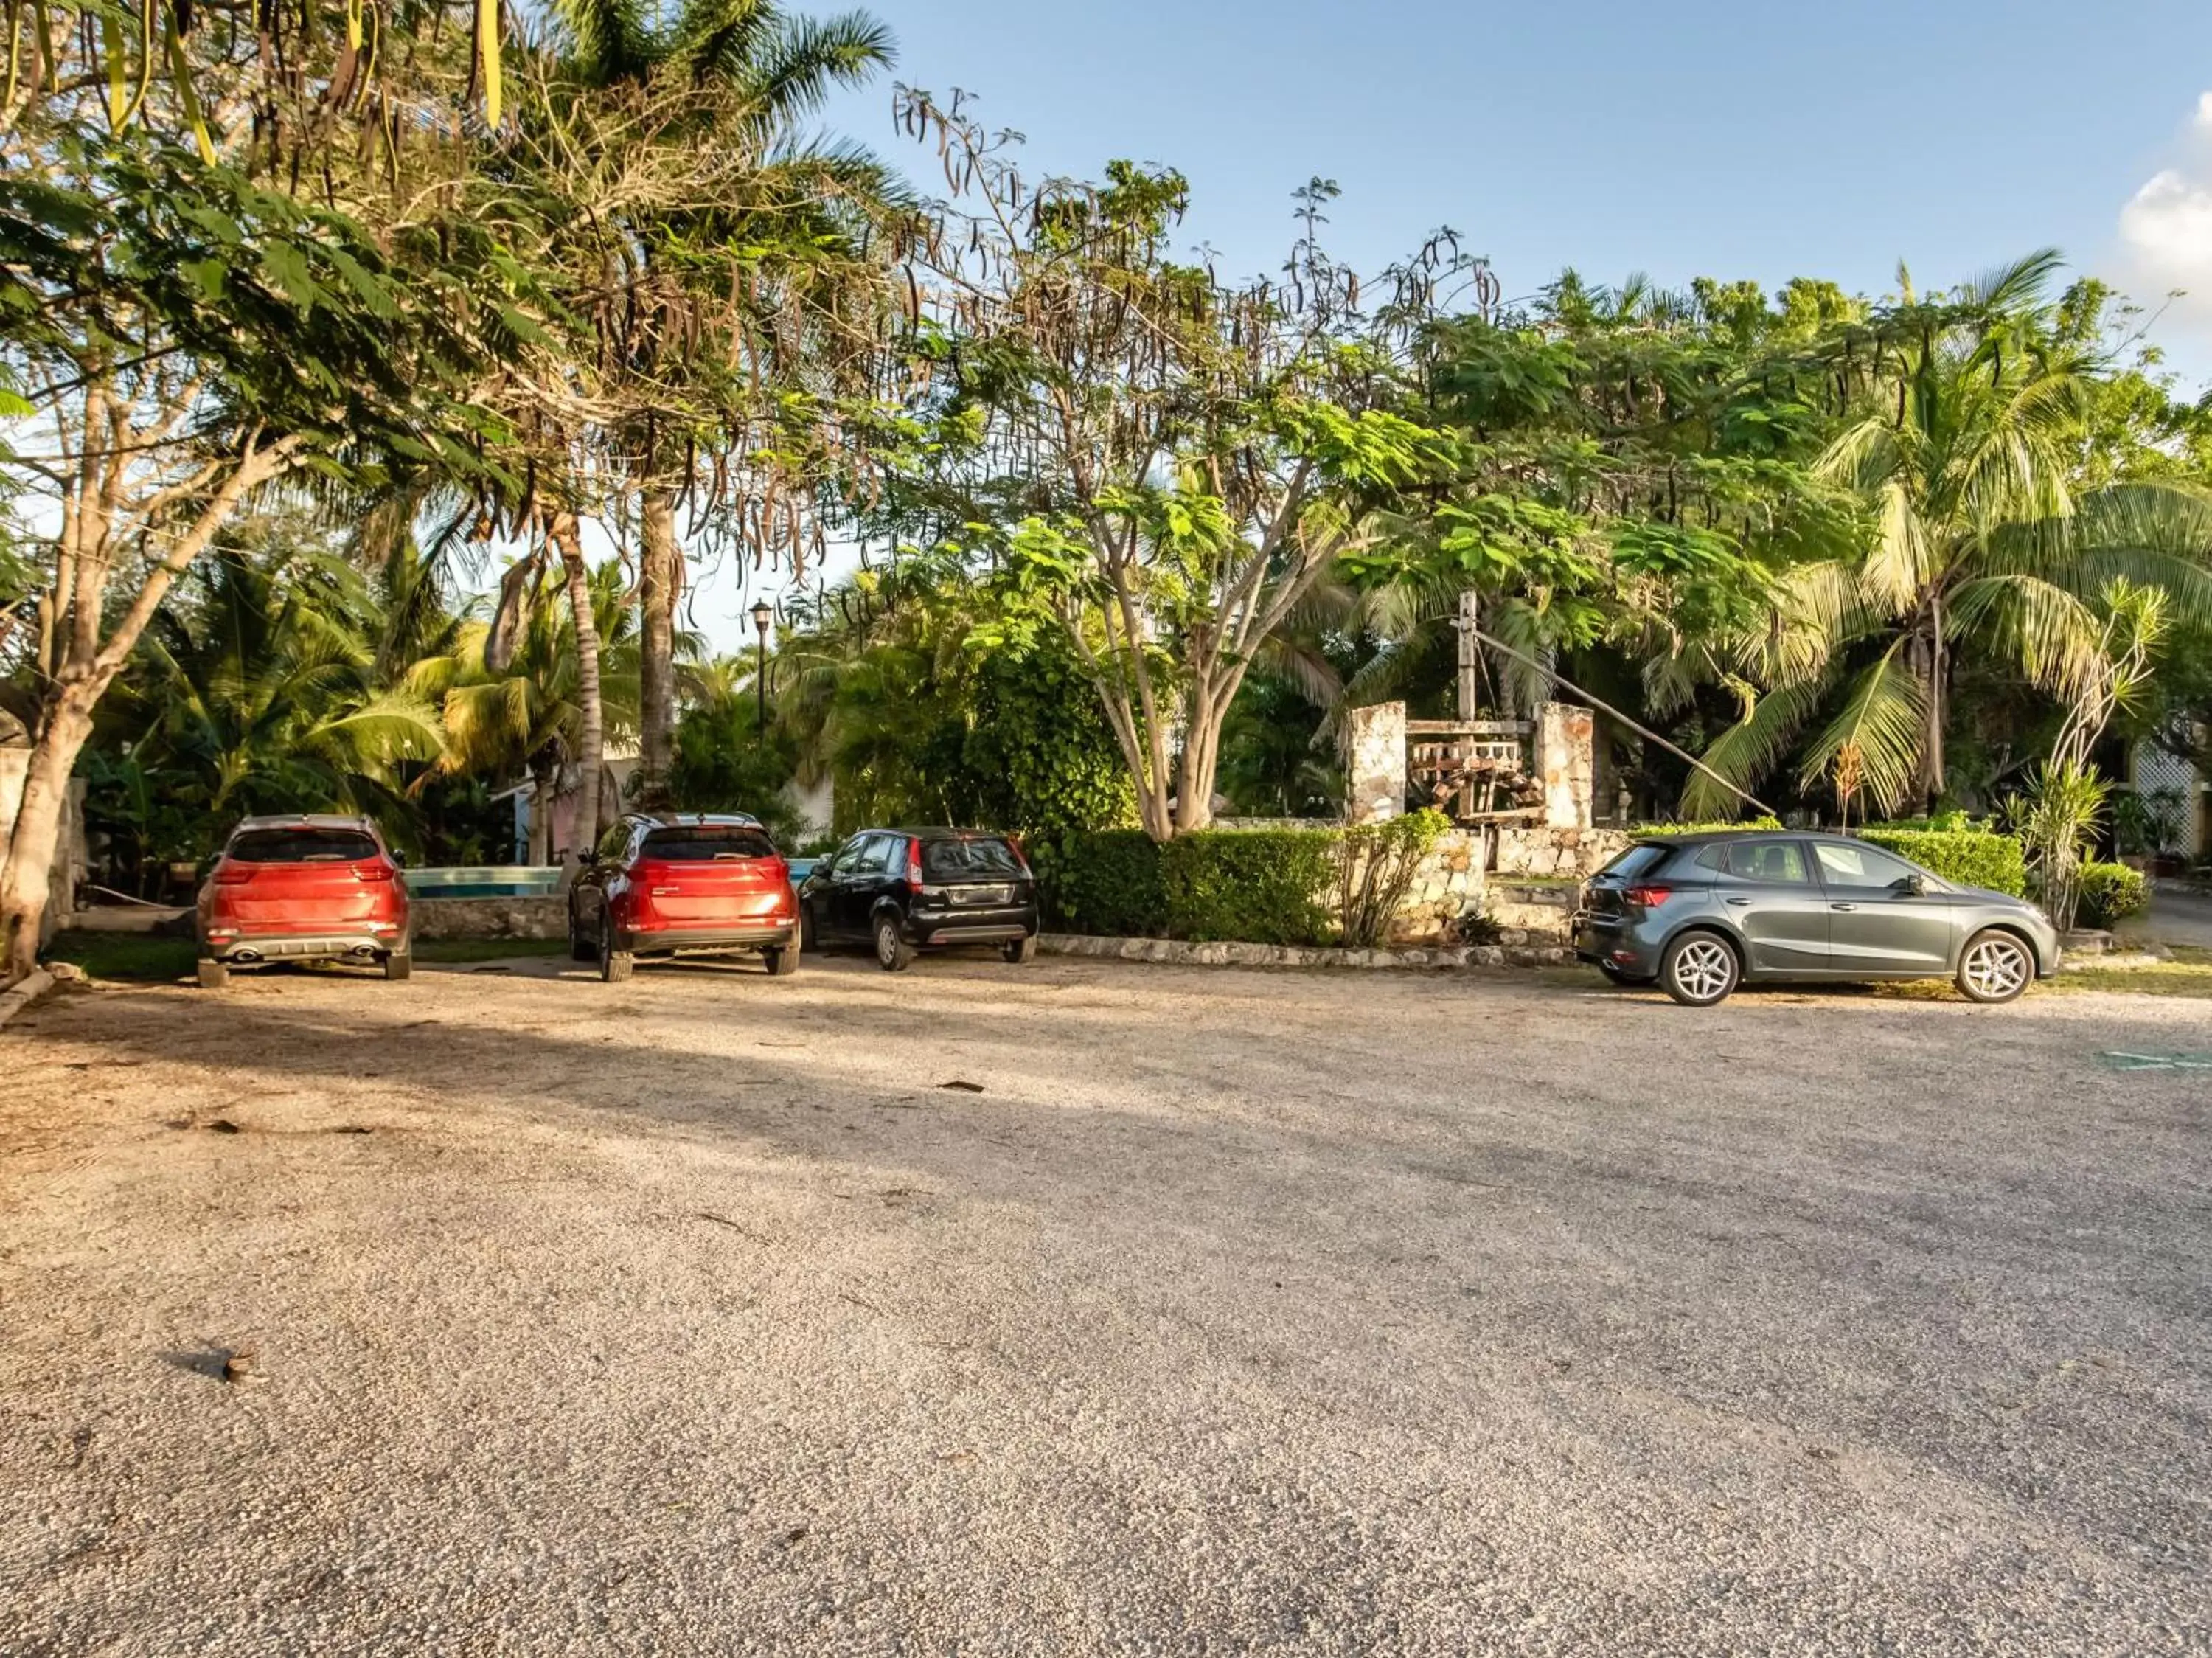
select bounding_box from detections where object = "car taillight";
[905,838,924,892]
[1623,885,1673,908]
[355,861,395,882]
[212,864,254,885]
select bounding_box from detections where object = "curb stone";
[0,968,57,1028]
[1037,934,1574,971]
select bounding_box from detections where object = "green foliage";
[1159,830,1338,946]
[962,645,1138,836]
[1338,808,1448,949]
[1040,825,1340,944]
[1034,829,1168,937]
[2076,862,2151,929]
[1857,828,2028,898]
[669,700,806,847]
[1630,816,1784,836]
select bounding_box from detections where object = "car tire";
[799,903,818,952]
[599,930,633,984]
[764,941,800,977]
[383,953,412,982]
[1956,928,2033,1004]
[874,916,915,973]
[1001,935,1037,965]
[196,957,229,991]
[568,906,594,962]
[1596,962,1652,987]
[1660,930,1739,1007]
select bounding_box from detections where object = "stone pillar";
[1538,703,1593,830]
[1345,701,1407,825]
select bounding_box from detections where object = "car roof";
[627,811,763,828]
[867,826,1008,839]
[1641,830,1872,847]
[231,814,378,833]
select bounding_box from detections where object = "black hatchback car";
[799,828,1040,971]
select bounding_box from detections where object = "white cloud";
[2118,93,2212,319]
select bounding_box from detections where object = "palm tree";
[414,561,641,863]
[1683,254,2212,817]
[116,549,448,824]
[538,0,900,802]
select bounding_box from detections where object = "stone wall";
[411,895,567,941]
[1494,825,1631,880]
[1390,829,1486,944]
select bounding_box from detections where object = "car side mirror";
[1894,873,1927,896]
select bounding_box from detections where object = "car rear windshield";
[227,828,379,864]
[641,826,776,861]
[923,836,1023,880]
[1597,844,1670,880]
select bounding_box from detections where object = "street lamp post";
[751,599,773,738]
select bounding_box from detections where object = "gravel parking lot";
[1,953,2208,1655]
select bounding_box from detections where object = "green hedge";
[1161,830,1337,945]
[2077,861,2150,929]
[1038,826,1338,945]
[1858,828,2027,897]
[1033,828,1168,937]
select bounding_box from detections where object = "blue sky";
[686,0,2212,646]
[815,0,2212,378]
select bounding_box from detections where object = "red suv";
[567,812,799,982]
[197,815,411,988]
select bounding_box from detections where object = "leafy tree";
[530,0,901,801]
[0,131,526,974]
[1685,255,2212,817]
[893,95,1443,838]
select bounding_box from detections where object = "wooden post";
[1456,590,1481,819]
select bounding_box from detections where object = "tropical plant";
[414,561,640,863]
[2004,760,2109,932]
[0,128,526,977]
[1683,257,2212,819]
[529,0,902,800]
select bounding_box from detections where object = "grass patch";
[2040,945,2212,1000]
[414,938,567,963]
[44,930,565,982]
[45,932,196,981]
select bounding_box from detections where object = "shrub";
[1337,809,1449,948]
[1033,829,1167,937]
[1630,816,1782,836]
[1858,827,2027,897]
[1161,829,1338,946]
[2076,861,2150,929]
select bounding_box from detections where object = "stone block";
[1346,701,1408,825]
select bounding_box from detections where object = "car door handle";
[1723,896,1752,906]
[1830,902,1857,912]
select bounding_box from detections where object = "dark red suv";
[567,812,798,982]
[196,815,411,988]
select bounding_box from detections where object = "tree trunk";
[1914,604,1947,814]
[0,692,95,982]
[528,762,554,867]
[637,488,681,803]
[548,511,607,848]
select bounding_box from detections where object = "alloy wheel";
[1961,934,2030,1002]
[1668,937,1736,1005]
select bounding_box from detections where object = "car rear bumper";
[1570,912,1659,974]
[615,923,796,956]
[905,906,1037,948]
[203,931,406,964]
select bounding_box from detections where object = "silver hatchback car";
[1570,831,2062,1007]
